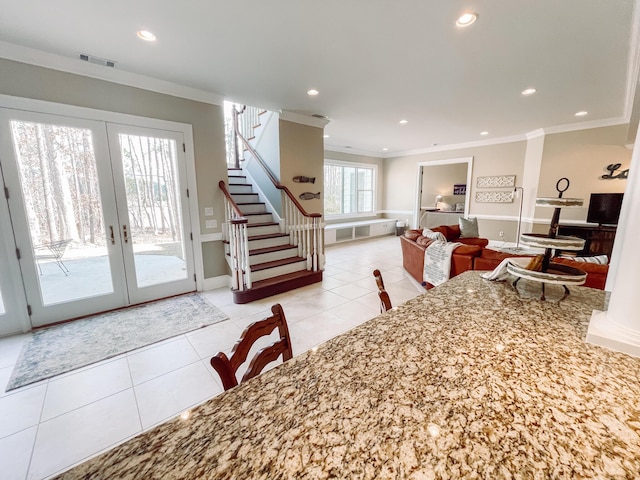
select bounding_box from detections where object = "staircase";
[225,167,323,303]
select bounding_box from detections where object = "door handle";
[123,224,129,243]
[109,226,115,245]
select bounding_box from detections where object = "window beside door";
[324,160,377,218]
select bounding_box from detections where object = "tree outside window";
[324,161,375,217]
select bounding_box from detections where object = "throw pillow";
[560,254,608,265]
[459,217,479,238]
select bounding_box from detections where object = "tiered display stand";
[506,178,587,301]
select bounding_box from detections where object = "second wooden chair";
[210,303,293,391]
[373,269,392,313]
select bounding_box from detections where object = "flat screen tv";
[586,193,624,226]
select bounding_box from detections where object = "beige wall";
[383,141,527,237]
[534,124,631,225]
[323,150,385,224]
[0,58,228,278]
[279,120,325,215]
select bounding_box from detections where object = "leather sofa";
[401,225,609,290]
[400,225,488,289]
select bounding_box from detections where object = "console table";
[557,224,617,258]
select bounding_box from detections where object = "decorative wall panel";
[475,191,514,203]
[476,175,516,188]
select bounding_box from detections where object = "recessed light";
[307,89,319,96]
[382,147,389,151]
[480,131,489,136]
[456,12,478,27]
[399,119,408,124]
[521,88,536,96]
[575,111,588,117]
[136,30,156,42]
[323,134,329,138]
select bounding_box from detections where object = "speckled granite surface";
[57,272,640,479]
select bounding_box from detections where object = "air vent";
[79,53,116,68]
[312,114,328,119]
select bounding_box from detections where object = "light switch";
[205,219,217,229]
[204,207,214,216]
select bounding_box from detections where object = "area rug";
[6,293,229,391]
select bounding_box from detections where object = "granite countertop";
[57,272,640,479]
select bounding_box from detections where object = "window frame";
[323,159,378,219]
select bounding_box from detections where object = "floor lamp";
[513,187,524,250]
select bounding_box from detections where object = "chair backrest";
[210,303,293,391]
[373,269,392,313]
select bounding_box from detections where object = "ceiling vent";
[312,114,328,119]
[79,53,116,68]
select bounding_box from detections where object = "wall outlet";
[204,207,214,216]
[499,231,504,238]
[205,219,217,229]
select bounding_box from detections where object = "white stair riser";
[246,214,273,224]
[251,261,308,282]
[246,224,281,236]
[232,193,260,203]
[239,203,267,214]
[228,176,247,185]
[247,236,290,249]
[249,248,299,266]
[228,184,253,194]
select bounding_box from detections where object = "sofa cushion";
[430,225,459,241]
[416,236,434,247]
[405,229,422,241]
[459,217,479,238]
[454,244,483,256]
[458,237,490,248]
[559,254,608,265]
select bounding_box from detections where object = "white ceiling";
[0,0,638,156]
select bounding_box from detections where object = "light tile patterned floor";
[0,235,424,479]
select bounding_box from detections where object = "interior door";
[106,124,195,304]
[0,109,128,327]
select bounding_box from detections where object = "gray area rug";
[6,293,229,391]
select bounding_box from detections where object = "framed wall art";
[476,175,515,189]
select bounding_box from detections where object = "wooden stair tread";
[251,256,305,271]
[237,202,265,205]
[246,222,279,228]
[248,233,289,241]
[249,245,297,255]
[243,212,272,217]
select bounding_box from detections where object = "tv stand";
[556,224,617,258]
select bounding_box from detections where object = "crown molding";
[541,116,629,136]
[279,110,330,128]
[324,145,384,157]
[0,41,224,105]
[386,133,528,159]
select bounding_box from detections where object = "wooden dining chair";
[373,269,392,313]
[210,303,293,391]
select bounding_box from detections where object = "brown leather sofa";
[401,225,609,290]
[400,225,488,288]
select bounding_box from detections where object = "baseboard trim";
[202,275,231,291]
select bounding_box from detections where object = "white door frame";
[413,156,474,229]
[0,94,204,329]
[0,163,30,335]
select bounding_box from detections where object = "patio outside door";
[0,109,195,327]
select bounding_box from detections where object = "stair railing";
[232,105,325,272]
[219,180,252,291]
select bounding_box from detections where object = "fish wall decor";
[299,192,321,200]
[293,176,316,183]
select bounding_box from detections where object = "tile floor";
[0,235,425,480]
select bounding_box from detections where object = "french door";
[0,108,195,328]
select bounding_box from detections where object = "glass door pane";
[0,109,128,327]
[10,120,115,304]
[107,124,195,304]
